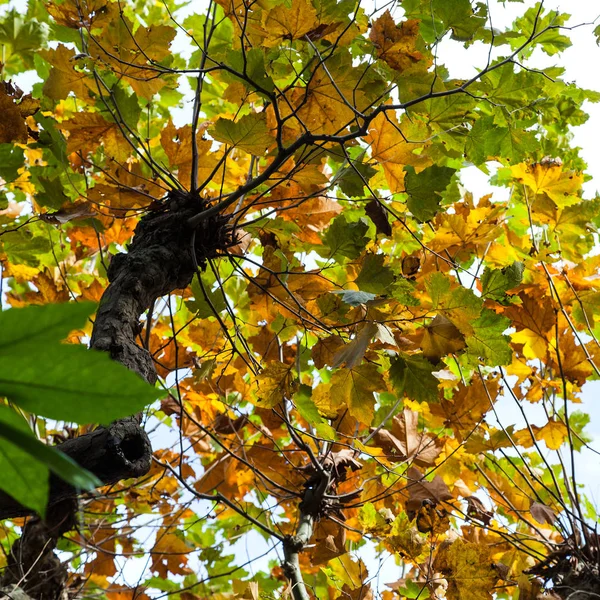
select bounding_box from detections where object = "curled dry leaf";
[530,501,557,525]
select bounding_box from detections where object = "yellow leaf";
[535,419,569,450]
[160,120,219,189]
[41,45,96,101]
[368,109,432,193]
[89,19,176,98]
[369,12,431,73]
[59,112,128,159]
[254,361,295,408]
[262,0,319,47]
[511,161,583,208]
[435,538,498,600]
[47,0,119,30]
[327,554,369,591]
[314,364,384,425]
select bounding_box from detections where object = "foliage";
[1,0,599,598]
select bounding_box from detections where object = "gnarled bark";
[1,191,224,599]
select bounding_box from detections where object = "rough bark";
[0,418,151,521]
[1,190,225,599]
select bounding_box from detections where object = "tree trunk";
[1,190,221,599]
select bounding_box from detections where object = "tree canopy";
[1,0,600,598]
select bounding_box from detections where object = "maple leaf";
[367,108,432,193]
[210,112,276,156]
[313,363,384,425]
[370,12,432,73]
[88,17,176,98]
[254,361,296,408]
[160,120,218,189]
[41,44,96,101]
[261,0,320,46]
[421,314,466,363]
[512,160,583,208]
[0,83,39,143]
[370,408,442,467]
[2,2,600,598]
[58,112,129,159]
[435,538,499,600]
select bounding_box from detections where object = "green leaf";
[0,406,100,496]
[431,0,487,41]
[0,304,162,424]
[0,143,25,182]
[0,230,52,267]
[333,290,376,306]
[355,254,395,294]
[465,116,538,166]
[34,174,69,209]
[335,160,378,197]
[481,262,524,302]
[188,276,228,318]
[390,353,439,403]
[210,112,274,155]
[294,385,336,440]
[184,6,233,63]
[0,405,49,516]
[322,215,370,260]
[0,10,47,73]
[426,272,482,332]
[0,302,95,349]
[466,309,512,366]
[223,48,275,94]
[510,5,571,56]
[36,113,68,165]
[405,165,455,222]
[112,85,142,130]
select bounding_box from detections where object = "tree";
[1,0,599,598]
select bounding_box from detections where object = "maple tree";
[1,0,600,598]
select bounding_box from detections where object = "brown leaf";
[0,83,39,143]
[332,322,379,369]
[465,496,493,525]
[371,409,442,467]
[405,466,453,514]
[369,12,431,73]
[39,202,96,225]
[421,314,466,363]
[401,255,420,277]
[312,519,346,564]
[530,501,556,525]
[212,413,249,434]
[365,198,392,236]
[323,449,362,482]
[311,335,345,368]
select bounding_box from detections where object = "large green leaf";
[466,310,513,366]
[405,165,455,222]
[355,254,395,294]
[0,405,49,515]
[0,405,101,516]
[0,304,163,424]
[322,215,370,260]
[390,353,439,404]
[0,301,95,349]
[481,262,524,302]
[0,144,25,182]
